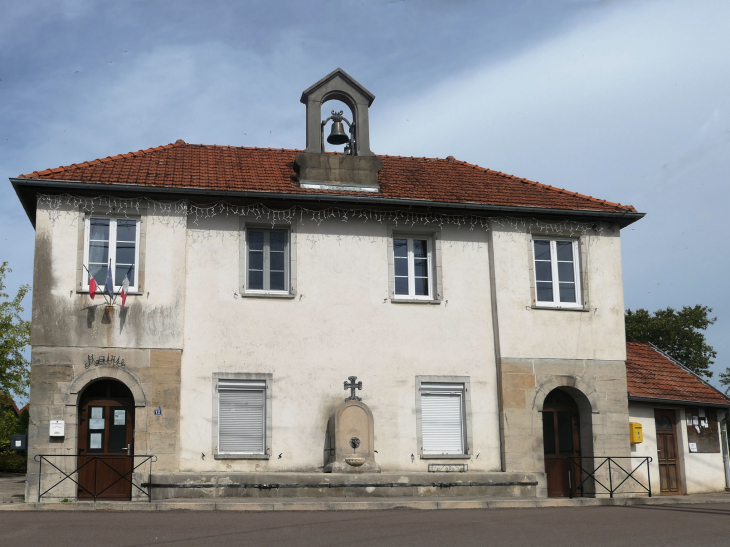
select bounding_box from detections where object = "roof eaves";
[10,178,647,226]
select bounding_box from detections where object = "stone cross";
[344,376,363,402]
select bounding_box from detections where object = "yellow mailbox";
[629,422,643,444]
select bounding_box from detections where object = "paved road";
[3,504,730,547]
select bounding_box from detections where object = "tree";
[625,305,716,378]
[0,262,31,396]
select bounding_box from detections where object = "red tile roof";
[626,343,729,405]
[0,394,27,417]
[17,140,637,213]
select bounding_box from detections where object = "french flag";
[121,274,130,308]
[88,275,98,300]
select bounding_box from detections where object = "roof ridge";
[19,140,188,179]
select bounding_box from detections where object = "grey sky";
[2,0,729,392]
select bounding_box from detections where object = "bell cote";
[295,68,383,192]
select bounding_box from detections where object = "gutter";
[627,395,730,409]
[10,178,646,228]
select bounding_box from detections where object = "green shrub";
[0,451,27,473]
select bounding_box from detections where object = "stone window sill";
[530,306,589,312]
[391,299,442,305]
[76,290,144,296]
[420,454,471,460]
[214,453,270,460]
[240,291,296,299]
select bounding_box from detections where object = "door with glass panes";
[542,389,582,497]
[77,380,135,500]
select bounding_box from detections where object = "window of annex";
[388,228,443,304]
[212,373,272,459]
[531,237,583,309]
[82,216,141,292]
[239,220,297,298]
[415,376,473,459]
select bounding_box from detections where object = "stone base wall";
[25,346,181,502]
[500,358,631,497]
[148,471,544,500]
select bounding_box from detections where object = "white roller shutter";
[218,380,265,454]
[420,383,465,455]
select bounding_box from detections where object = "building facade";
[14,68,700,503]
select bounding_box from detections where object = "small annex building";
[8,68,730,502]
[626,343,730,495]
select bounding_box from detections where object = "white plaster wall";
[179,215,501,473]
[628,404,660,494]
[492,225,626,361]
[32,201,187,349]
[629,404,728,495]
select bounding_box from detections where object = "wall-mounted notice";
[685,407,720,453]
[114,410,125,425]
[90,433,102,449]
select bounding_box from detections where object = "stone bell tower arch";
[296,68,383,192]
[300,67,375,156]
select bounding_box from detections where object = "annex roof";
[626,342,729,406]
[15,140,639,216]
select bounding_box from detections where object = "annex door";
[543,389,582,497]
[77,380,135,500]
[654,409,681,494]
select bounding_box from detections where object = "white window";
[83,217,140,291]
[420,383,466,455]
[217,379,266,455]
[247,229,289,292]
[532,238,581,309]
[393,236,432,299]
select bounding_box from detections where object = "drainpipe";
[721,411,730,491]
[487,221,506,472]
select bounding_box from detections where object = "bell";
[327,121,349,145]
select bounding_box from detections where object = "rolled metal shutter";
[218,380,265,454]
[421,383,465,454]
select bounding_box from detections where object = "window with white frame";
[420,383,466,455]
[393,236,432,299]
[83,217,140,291]
[532,238,581,308]
[217,379,266,455]
[246,229,289,292]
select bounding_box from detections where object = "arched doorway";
[542,388,582,497]
[77,379,135,500]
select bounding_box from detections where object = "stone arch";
[300,68,375,156]
[66,366,147,408]
[533,374,600,413]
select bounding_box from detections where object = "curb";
[1,494,729,512]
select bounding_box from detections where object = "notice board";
[685,407,720,453]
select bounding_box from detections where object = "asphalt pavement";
[3,503,730,547]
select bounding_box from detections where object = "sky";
[1,0,729,398]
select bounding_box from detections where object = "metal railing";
[34,454,156,501]
[566,456,652,499]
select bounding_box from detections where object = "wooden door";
[543,390,582,497]
[77,381,135,500]
[654,409,681,494]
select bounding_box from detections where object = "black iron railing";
[566,456,652,499]
[34,454,156,501]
